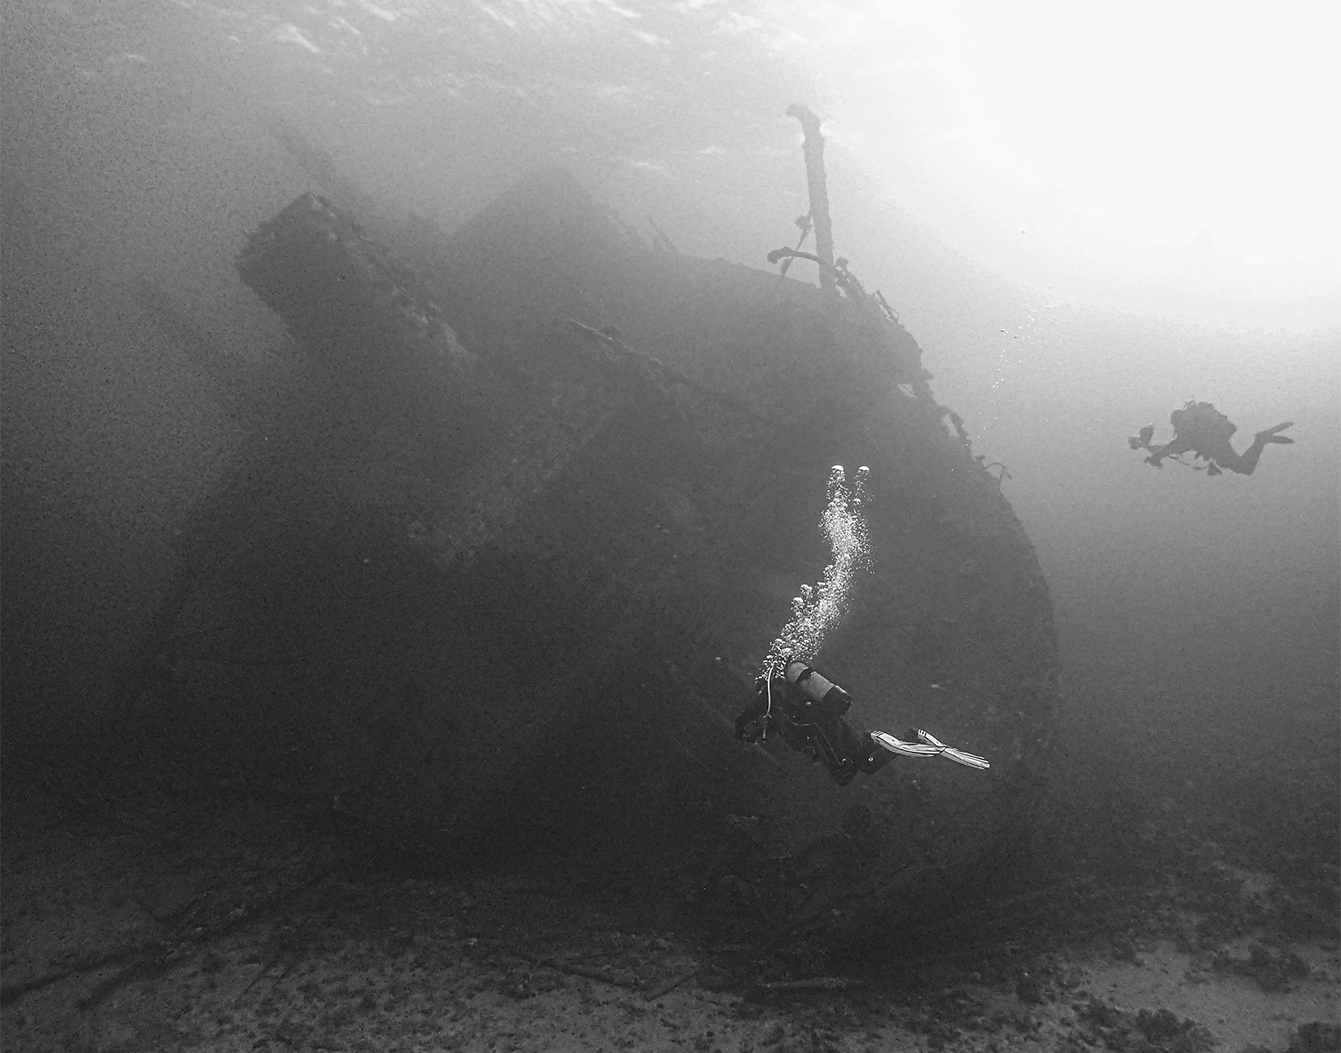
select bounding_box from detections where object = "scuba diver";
[736,659,893,786]
[735,658,988,785]
[1129,401,1293,476]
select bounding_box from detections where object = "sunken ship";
[121,139,1060,944]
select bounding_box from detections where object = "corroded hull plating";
[164,170,1058,937]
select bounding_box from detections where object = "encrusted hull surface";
[157,170,1058,937]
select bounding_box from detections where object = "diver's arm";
[734,690,771,741]
[1144,437,1194,466]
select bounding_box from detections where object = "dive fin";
[872,730,990,770]
[1256,422,1294,444]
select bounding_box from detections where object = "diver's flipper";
[1256,422,1294,443]
[871,730,990,770]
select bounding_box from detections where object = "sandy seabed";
[3,668,1337,1053]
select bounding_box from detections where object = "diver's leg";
[1240,422,1296,474]
[857,735,896,775]
[803,720,849,783]
[1225,423,1293,475]
[1210,440,1251,474]
[838,721,895,777]
[813,718,887,785]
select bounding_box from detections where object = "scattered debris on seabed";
[2,758,1335,1053]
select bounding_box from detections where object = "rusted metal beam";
[787,104,836,296]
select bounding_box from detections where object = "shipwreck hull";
[145,170,1058,939]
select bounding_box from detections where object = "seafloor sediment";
[3,665,1335,1053]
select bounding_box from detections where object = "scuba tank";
[783,659,852,717]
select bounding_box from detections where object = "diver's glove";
[736,717,766,743]
[735,701,771,743]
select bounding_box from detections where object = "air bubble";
[761,465,872,678]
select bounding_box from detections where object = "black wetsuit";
[735,663,894,786]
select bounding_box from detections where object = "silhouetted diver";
[1130,401,1293,476]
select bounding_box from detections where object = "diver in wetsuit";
[735,659,897,786]
[1130,401,1294,476]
